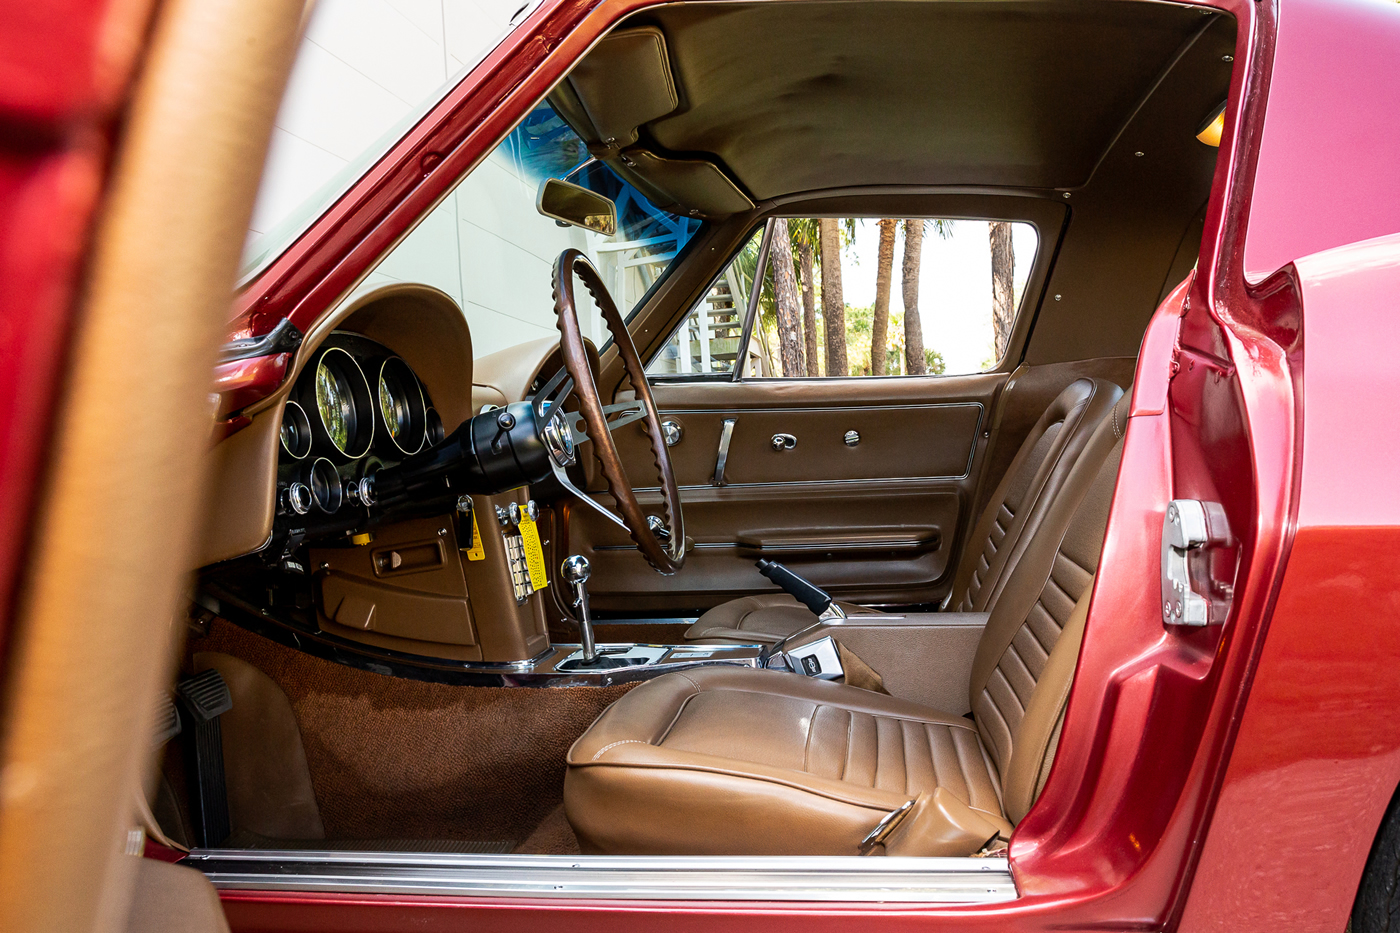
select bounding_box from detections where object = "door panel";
[573,373,1005,612]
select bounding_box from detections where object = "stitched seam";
[840,709,854,781]
[654,679,703,745]
[924,722,941,792]
[950,727,977,807]
[591,739,650,761]
[979,737,1005,805]
[803,703,819,773]
[900,720,913,795]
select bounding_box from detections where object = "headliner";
[556,0,1235,208]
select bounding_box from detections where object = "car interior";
[161,0,1237,866]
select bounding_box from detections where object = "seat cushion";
[564,666,1011,855]
[683,593,868,643]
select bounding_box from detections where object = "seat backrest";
[966,392,1130,823]
[948,377,1122,613]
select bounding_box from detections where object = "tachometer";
[376,357,427,454]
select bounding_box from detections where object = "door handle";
[1161,498,1234,627]
[713,418,736,487]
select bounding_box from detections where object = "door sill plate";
[187,849,1016,903]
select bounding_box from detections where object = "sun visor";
[612,148,755,218]
[566,27,679,148]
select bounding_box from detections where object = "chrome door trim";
[186,850,1016,903]
[731,218,773,382]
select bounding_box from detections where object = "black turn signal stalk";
[371,401,557,507]
[756,559,833,617]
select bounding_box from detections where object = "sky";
[842,219,1037,374]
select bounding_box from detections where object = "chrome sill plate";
[187,850,1016,903]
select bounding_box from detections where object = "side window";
[649,217,1037,379]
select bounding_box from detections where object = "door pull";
[713,418,736,486]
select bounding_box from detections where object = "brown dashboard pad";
[189,620,633,851]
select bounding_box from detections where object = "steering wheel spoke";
[563,400,647,447]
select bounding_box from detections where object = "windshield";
[336,102,703,359]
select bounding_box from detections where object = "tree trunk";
[819,218,847,376]
[989,221,1016,362]
[768,218,805,377]
[798,241,819,376]
[870,219,897,376]
[902,219,926,375]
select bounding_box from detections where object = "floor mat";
[191,619,634,848]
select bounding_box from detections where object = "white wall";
[249,0,648,360]
[248,0,525,245]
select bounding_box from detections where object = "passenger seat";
[684,377,1123,643]
[565,392,1134,855]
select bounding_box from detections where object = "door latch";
[1161,498,1234,627]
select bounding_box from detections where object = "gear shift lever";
[561,555,597,663]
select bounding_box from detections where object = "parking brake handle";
[756,559,832,617]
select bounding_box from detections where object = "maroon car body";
[3,0,1400,930]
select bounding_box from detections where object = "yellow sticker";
[463,506,485,561]
[518,514,548,590]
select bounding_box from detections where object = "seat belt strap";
[176,669,233,847]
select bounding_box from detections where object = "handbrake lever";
[755,560,846,666]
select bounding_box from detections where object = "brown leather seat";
[565,393,1130,855]
[684,377,1123,644]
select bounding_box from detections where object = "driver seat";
[564,393,1129,855]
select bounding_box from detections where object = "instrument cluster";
[276,332,446,525]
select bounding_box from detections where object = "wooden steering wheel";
[544,248,685,574]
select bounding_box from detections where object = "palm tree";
[788,219,821,375]
[819,218,847,376]
[768,218,805,377]
[901,219,953,375]
[901,220,926,374]
[869,219,898,376]
[989,221,1016,362]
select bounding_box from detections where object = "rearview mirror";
[536,178,617,236]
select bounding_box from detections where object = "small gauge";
[425,407,445,446]
[304,458,343,514]
[376,357,427,455]
[279,401,312,460]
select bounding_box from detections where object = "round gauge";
[308,347,373,459]
[376,357,426,455]
[305,458,343,514]
[279,401,312,460]
[425,408,445,447]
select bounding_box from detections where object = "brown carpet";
[515,803,580,855]
[191,619,632,848]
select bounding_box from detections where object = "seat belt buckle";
[783,635,844,681]
[859,798,917,854]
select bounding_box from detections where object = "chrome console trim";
[186,850,1016,903]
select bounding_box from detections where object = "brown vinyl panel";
[611,403,981,489]
[576,372,1004,611]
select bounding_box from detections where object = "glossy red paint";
[0,0,155,660]
[1242,0,1400,283]
[1178,231,1400,932]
